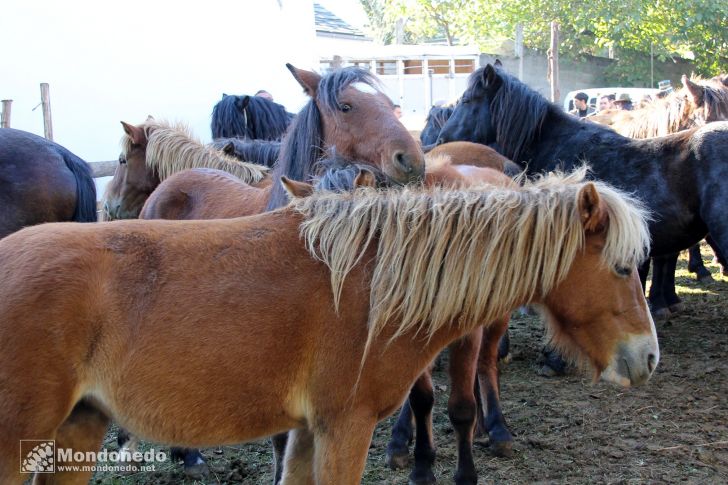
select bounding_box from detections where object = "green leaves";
[361,0,727,80]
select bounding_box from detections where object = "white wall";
[1,0,317,163]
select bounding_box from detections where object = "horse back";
[140,168,270,220]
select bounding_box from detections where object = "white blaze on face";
[351,82,379,95]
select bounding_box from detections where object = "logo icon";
[20,440,55,473]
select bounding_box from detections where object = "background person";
[569,92,595,118]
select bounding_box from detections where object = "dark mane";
[210,94,292,141]
[313,154,385,192]
[265,67,382,210]
[420,105,455,145]
[210,138,280,168]
[478,67,552,163]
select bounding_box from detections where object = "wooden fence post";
[1,100,11,128]
[547,21,560,103]
[40,83,53,140]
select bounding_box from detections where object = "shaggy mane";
[611,75,728,138]
[120,119,269,183]
[294,168,650,356]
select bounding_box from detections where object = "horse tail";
[60,149,98,223]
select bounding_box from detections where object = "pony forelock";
[294,167,650,357]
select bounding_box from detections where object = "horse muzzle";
[601,334,660,387]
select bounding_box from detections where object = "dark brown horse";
[103,64,424,220]
[1,172,658,485]
[0,128,97,238]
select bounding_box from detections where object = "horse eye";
[118,155,127,165]
[340,103,352,112]
[615,266,632,277]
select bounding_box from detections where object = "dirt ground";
[92,245,727,485]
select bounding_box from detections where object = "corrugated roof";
[314,3,366,38]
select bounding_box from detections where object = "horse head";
[103,121,158,220]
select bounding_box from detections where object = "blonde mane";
[613,75,728,138]
[120,119,269,183]
[294,168,650,354]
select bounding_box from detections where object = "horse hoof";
[536,364,563,377]
[651,307,671,322]
[668,302,685,314]
[184,462,210,480]
[409,470,437,485]
[498,352,512,365]
[696,271,714,282]
[490,439,514,458]
[385,449,410,470]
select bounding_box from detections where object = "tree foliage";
[361,0,728,81]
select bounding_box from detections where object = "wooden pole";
[40,83,53,140]
[1,100,11,128]
[515,24,524,80]
[548,21,560,103]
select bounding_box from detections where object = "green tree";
[364,0,728,81]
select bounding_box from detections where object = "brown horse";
[102,118,269,220]
[104,64,424,220]
[0,170,658,485]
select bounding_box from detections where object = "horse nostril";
[393,151,412,173]
[647,353,657,373]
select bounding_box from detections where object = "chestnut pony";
[0,170,658,485]
[103,64,424,220]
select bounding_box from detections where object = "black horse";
[0,128,97,238]
[438,64,728,310]
[210,93,293,141]
[420,105,454,146]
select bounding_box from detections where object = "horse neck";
[265,102,324,211]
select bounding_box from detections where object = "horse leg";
[408,372,437,485]
[662,253,684,313]
[477,316,513,458]
[272,432,289,485]
[170,447,208,480]
[648,256,671,321]
[687,243,713,281]
[279,428,314,485]
[447,330,482,485]
[312,413,377,485]
[115,428,143,474]
[385,400,414,469]
[34,401,110,485]
[705,234,728,275]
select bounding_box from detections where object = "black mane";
[420,105,454,145]
[210,94,292,141]
[210,138,280,168]
[472,67,552,163]
[265,66,382,210]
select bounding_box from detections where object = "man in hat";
[569,92,595,118]
[613,93,633,111]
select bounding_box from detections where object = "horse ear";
[354,169,377,188]
[683,75,705,106]
[221,141,235,156]
[120,121,145,145]
[286,63,321,98]
[146,115,155,121]
[494,58,503,68]
[280,176,314,200]
[222,93,228,99]
[577,183,606,233]
[483,64,498,86]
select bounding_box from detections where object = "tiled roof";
[314,3,366,38]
